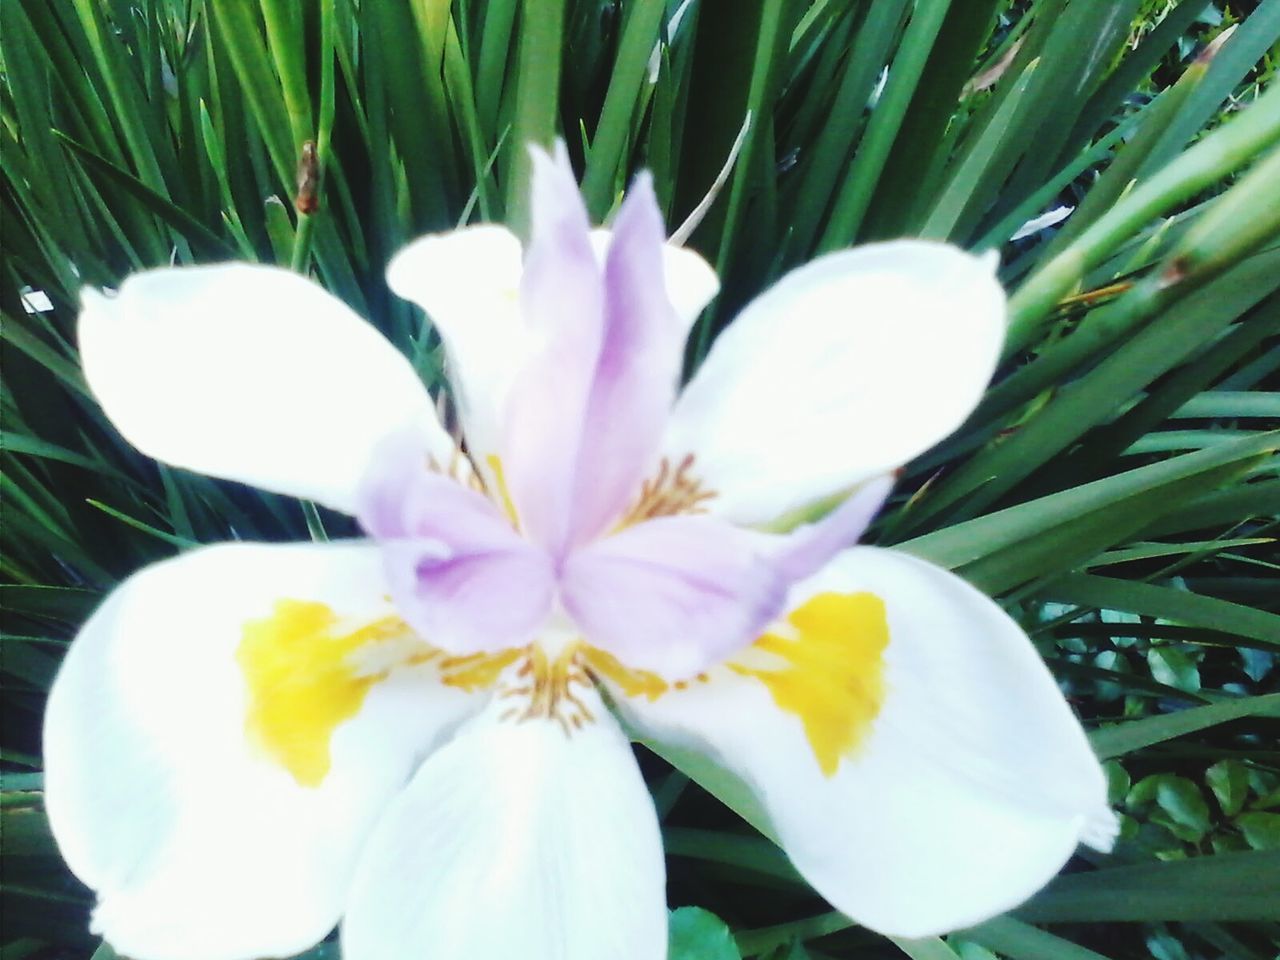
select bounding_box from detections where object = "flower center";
[616,453,716,526]
[496,645,596,735]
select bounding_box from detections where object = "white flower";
[44,146,1116,960]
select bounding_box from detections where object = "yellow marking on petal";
[238,601,410,787]
[732,592,889,777]
[581,645,670,701]
[485,454,521,530]
[440,649,523,692]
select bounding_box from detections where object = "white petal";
[44,542,480,960]
[664,241,1005,525]
[342,691,667,960]
[79,264,450,514]
[618,547,1114,938]
[387,226,528,461]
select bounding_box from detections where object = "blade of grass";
[818,0,953,250]
[1089,693,1280,759]
[1035,574,1280,650]
[862,0,1001,239]
[505,0,566,235]
[786,0,909,257]
[1006,78,1280,355]
[1142,0,1280,175]
[902,251,1280,531]
[1044,42,1213,257]
[581,0,667,219]
[55,132,237,258]
[1018,851,1280,922]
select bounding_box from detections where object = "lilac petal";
[567,173,684,547]
[500,145,604,557]
[773,475,894,583]
[380,539,555,654]
[560,516,789,677]
[358,435,555,654]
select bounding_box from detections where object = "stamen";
[485,454,522,529]
[440,649,522,692]
[580,646,669,702]
[425,450,488,495]
[618,453,716,526]
[498,645,596,736]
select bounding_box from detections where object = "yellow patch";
[581,645,670,701]
[237,600,409,787]
[440,649,523,692]
[733,592,889,777]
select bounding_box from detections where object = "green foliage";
[669,906,744,960]
[2,0,1278,957]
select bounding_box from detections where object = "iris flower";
[45,146,1116,960]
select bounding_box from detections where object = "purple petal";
[358,434,555,653]
[560,516,788,677]
[500,145,604,556]
[381,539,555,654]
[772,475,894,583]
[567,173,684,547]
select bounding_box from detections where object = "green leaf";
[1154,775,1213,841]
[889,936,964,960]
[1090,538,1275,567]
[1205,759,1250,818]
[1104,760,1131,806]
[1037,574,1280,650]
[735,912,855,957]
[863,0,1001,240]
[903,255,1280,531]
[963,916,1114,960]
[819,0,954,248]
[1172,391,1280,420]
[1142,477,1280,538]
[1005,78,1280,353]
[1063,0,1215,160]
[505,0,566,234]
[1043,40,1210,257]
[705,0,800,280]
[917,57,1039,241]
[1143,1,1280,174]
[206,0,295,186]
[53,132,235,260]
[1090,693,1280,759]
[636,737,774,839]
[1236,813,1280,850]
[785,0,909,256]
[664,827,799,882]
[898,432,1276,594]
[1018,850,1280,922]
[668,906,741,960]
[1147,647,1201,694]
[2,432,137,485]
[580,0,667,218]
[474,0,519,134]
[0,806,56,856]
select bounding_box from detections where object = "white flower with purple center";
[45,146,1116,960]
